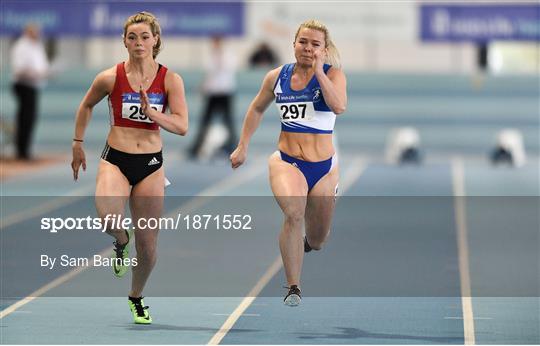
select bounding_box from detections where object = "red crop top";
[108,62,168,130]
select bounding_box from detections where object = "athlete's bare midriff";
[278,132,334,162]
[107,126,162,153]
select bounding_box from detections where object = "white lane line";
[1,152,188,230]
[165,160,267,220]
[1,185,95,230]
[0,161,266,320]
[0,265,87,319]
[212,313,260,317]
[339,156,367,193]
[207,256,283,346]
[445,317,492,320]
[207,155,368,345]
[451,156,476,345]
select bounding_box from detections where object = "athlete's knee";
[305,230,330,250]
[137,251,157,268]
[283,208,305,226]
[135,242,157,265]
[96,199,126,226]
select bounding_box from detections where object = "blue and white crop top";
[273,63,336,134]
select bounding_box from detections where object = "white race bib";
[277,102,315,122]
[121,93,164,123]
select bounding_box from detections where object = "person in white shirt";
[189,36,237,158]
[10,24,49,160]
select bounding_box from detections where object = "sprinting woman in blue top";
[230,19,347,306]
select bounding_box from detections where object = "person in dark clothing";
[189,36,237,159]
[249,42,278,68]
[10,24,49,160]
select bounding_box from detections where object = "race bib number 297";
[121,93,164,123]
[278,102,314,122]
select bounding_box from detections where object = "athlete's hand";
[140,86,157,120]
[312,48,327,73]
[230,145,247,169]
[71,142,86,181]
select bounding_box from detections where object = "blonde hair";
[123,12,162,59]
[294,19,341,68]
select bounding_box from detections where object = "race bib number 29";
[278,102,314,122]
[121,93,164,123]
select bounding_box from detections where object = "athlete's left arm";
[141,71,189,135]
[314,63,347,115]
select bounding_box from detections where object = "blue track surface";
[1,71,539,344]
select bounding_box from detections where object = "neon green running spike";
[128,297,152,324]
[112,229,132,278]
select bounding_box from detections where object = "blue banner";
[420,4,540,42]
[0,1,244,37]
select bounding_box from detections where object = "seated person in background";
[249,42,278,68]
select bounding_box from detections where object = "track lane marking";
[207,156,367,345]
[451,156,476,345]
[0,160,266,319]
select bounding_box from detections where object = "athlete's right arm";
[71,69,114,181]
[230,68,280,169]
